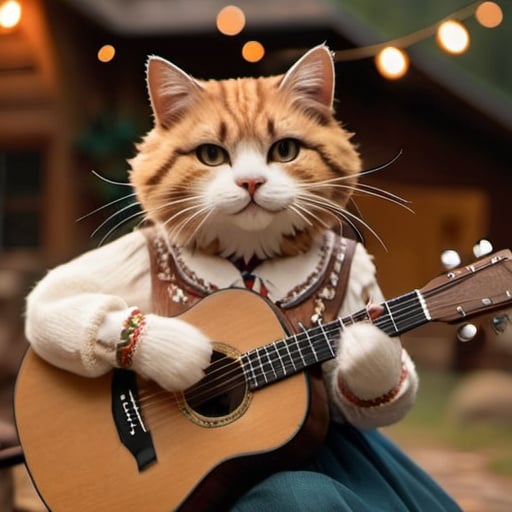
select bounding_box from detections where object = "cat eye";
[269,138,300,163]
[196,144,229,166]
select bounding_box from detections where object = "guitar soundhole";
[183,349,248,421]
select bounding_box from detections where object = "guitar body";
[16,249,512,510]
[15,289,329,511]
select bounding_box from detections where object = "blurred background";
[0,0,511,510]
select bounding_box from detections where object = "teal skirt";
[231,422,461,511]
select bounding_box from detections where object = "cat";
[130,46,361,262]
[26,42,415,429]
[23,45,461,511]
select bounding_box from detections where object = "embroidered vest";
[142,228,356,334]
[142,227,357,472]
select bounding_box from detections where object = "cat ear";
[146,56,204,129]
[279,44,335,107]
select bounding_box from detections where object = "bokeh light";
[242,41,265,63]
[216,5,245,36]
[436,20,470,54]
[375,47,409,80]
[98,44,116,63]
[475,1,503,28]
[0,0,22,29]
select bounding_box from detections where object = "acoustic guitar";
[15,249,512,511]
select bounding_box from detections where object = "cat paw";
[133,314,213,391]
[335,323,403,402]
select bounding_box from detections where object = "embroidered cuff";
[338,365,408,408]
[116,308,146,368]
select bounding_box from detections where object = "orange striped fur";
[129,45,361,260]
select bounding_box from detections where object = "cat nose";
[236,177,266,197]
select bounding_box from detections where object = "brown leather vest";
[141,229,357,498]
[142,228,356,334]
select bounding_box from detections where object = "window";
[0,150,42,249]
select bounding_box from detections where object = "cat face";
[129,45,361,260]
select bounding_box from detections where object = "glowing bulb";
[375,47,409,80]
[242,41,265,63]
[216,5,245,36]
[98,45,116,63]
[475,2,503,28]
[437,20,470,55]
[0,0,22,29]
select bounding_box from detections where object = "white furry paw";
[132,314,212,391]
[336,323,403,402]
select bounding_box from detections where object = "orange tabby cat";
[24,45,461,511]
[130,46,360,260]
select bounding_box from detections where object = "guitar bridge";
[112,369,157,471]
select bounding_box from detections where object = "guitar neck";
[241,289,429,391]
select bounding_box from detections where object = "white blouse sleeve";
[25,230,152,377]
[322,243,419,429]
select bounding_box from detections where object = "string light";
[97,44,116,63]
[436,20,470,54]
[216,5,266,64]
[329,0,507,80]
[475,1,503,27]
[242,41,265,63]
[213,1,507,72]
[216,5,245,36]
[0,0,22,29]
[375,47,409,80]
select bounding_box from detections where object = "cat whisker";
[163,203,210,243]
[167,212,208,247]
[142,195,207,227]
[287,204,314,227]
[181,208,214,248]
[303,196,366,245]
[297,192,387,251]
[90,201,142,239]
[305,181,413,214]
[357,150,403,179]
[97,209,147,247]
[161,203,206,229]
[301,152,404,188]
[76,193,139,222]
[299,197,352,237]
[291,201,337,231]
[148,194,206,214]
[90,170,132,187]
[351,184,414,213]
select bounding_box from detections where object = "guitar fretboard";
[241,290,429,390]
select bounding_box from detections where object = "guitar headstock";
[420,247,512,324]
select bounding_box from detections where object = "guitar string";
[139,299,500,428]
[139,276,510,413]
[142,314,424,429]
[191,292,421,392]
[143,278,496,409]
[138,294,427,408]
[138,294,428,408]
[140,260,512,425]
[140,340,349,428]
[139,307,423,412]
[138,320,346,407]
[137,329,346,411]
[171,255,510,403]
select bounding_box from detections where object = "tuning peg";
[457,323,478,342]
[441,249,461,270]
[473,239,493,258]
[491,313,510,334]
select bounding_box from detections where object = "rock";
[448,370,512,425]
